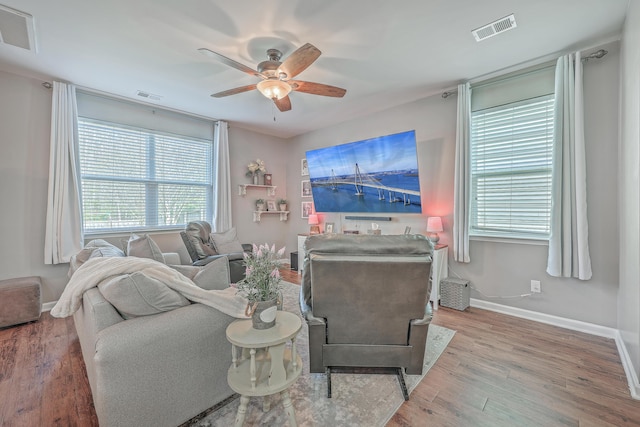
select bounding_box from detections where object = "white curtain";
[212,120,232,232]
[44,81,84,264]
[546,52,592,280]
[453,82,471,263]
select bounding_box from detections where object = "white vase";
[252,174,259,185]
[279,204,287,211]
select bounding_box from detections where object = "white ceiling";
[0,0,629,138]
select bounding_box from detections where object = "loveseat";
[68,237,239,426]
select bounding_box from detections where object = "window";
[77,118,212,233]
[470,94,554,239]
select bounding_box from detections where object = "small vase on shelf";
[252,173,259,185]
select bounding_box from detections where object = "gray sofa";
[71,240,237,426]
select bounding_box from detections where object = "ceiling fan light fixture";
[257,79,291,100]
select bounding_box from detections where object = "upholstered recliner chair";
[299,233,433,400]
[180,221,252,283]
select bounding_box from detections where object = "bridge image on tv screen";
[305,130,422,214]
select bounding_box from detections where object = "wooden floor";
[1,267,639,426]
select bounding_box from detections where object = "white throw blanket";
[50,257,249,319]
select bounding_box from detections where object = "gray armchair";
[180,221,252,283]
[299,233,433,400]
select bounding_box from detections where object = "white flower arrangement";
[246,158,266,177]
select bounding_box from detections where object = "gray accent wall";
[618,0,640,390]
[288,42,621,328]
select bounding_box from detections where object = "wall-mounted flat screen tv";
[305,130,422,213]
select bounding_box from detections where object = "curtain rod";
[441,48,610,99]
[41,82,222,124]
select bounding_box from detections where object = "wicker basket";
[440,278,470,311]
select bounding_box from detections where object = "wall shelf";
[253,211,289,222]
[238,184,277,197]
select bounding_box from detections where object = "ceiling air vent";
[0,4,36,51]
[472,14,517,42]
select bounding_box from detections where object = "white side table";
[429,245,448,310]
[226,311,303,427]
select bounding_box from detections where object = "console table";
[429,244,448,310]
[225,311,303,426]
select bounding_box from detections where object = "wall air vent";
[472,14,517,42]
[136,90,163,101]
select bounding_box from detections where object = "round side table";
[226,310,302,427]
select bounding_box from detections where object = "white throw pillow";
[209,228,244,254]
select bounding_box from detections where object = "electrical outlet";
[531,280,541,293]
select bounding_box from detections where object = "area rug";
[193,280,455,427]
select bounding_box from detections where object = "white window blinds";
[78,118,212,233]
[470,94,554,239]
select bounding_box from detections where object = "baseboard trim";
[614,330,640,400]
[42,301,56,312]
[470,298,640,400]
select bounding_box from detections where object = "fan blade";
[198,48,265,79]
[278,43,321,79]
[274,96,292,112]
[211,84,257,98]
[289,80,346,97]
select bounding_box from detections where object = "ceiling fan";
[198,43,346,112]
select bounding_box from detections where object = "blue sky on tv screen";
[306,130,418,178]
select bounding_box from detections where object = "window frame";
[77,117,213,235]
[469,94,555,241]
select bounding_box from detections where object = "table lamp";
[426,216,443,244]
[308,214,320,234]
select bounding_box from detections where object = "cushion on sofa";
[127,234,165,263]
[193,256,231,291]
[209,227,244,254]
[97,272,190,319]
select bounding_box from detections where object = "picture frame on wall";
[301,180,312,197]
[325,222,335,234]
[301,201,313,219]
[266,200,277,211]
[301,158,309,176]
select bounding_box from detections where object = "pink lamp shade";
[426,216,443,243]
[308,214,321,234]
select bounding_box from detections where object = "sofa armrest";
[92,304,235,426]
[242,243,253,253]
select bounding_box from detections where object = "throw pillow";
[127,234,165,264]
[68,239,125,277]
[209,227,244,254]
[98,272,190,319]
[192,256,231,291]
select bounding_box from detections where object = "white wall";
[288,42,621,328]
[618,0,640,387]
[228,126,290,252]
[0,71,69,302]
